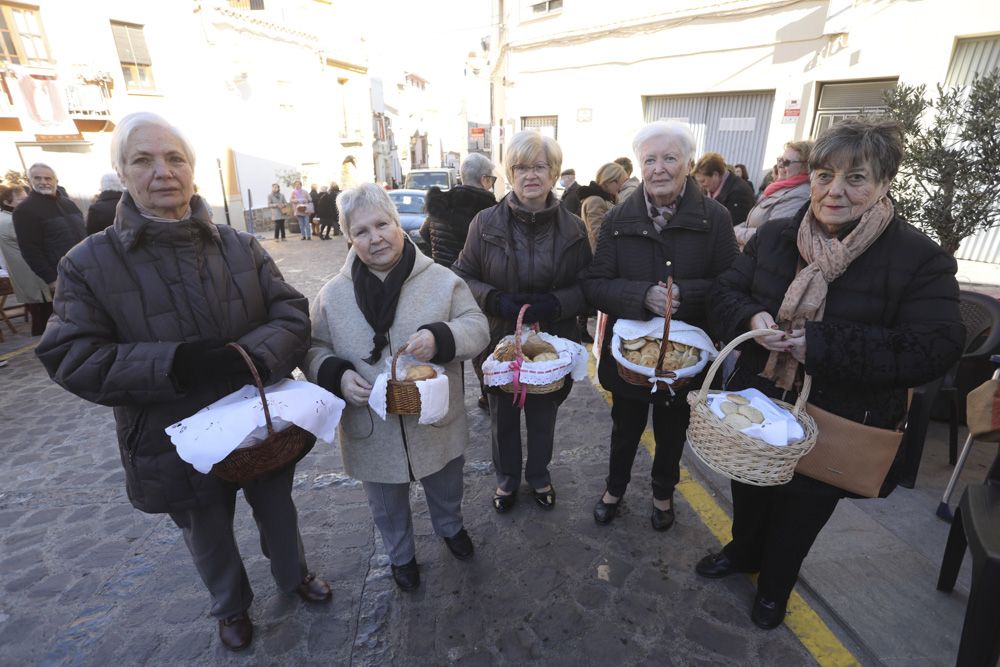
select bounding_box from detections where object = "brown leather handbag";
[795,394,910,498]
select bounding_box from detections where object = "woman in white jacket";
[734,141,813,250]
[305,183,489,593]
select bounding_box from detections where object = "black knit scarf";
[352,240,417,365]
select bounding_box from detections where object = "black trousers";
[28,301,53,336]
[273,219,286,239]
[722,479,840,603]
[606,394,690,501]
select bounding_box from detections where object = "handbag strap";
[225,342,274,435]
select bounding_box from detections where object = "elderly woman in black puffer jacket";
[697,119,964,630]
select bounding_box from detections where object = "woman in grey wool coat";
[305,183,489,593]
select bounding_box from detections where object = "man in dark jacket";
[13,163,86,334]
[558,168,581,216]
[85,173,124,235]
[582,121,738,532]
[419,153,497,268]
[693,152,757,225]
[316,182,341,239]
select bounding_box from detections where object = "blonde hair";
[595,162,627,188]
[504,130,562,184]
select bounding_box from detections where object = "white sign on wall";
[718,117,756,132]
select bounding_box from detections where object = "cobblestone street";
[0,234,988,666]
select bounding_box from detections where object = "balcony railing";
[65,80,112,117]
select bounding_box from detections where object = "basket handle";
[225,342,274,435]
[390,343,409,382]
[654,275,675,380]
[513,303,530,362]
[691,328,812,416]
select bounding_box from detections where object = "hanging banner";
[8,67,82,141]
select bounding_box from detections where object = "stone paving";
[2,233,854,665]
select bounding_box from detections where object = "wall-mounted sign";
[782,98,801,124]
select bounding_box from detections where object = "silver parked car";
[388,189,430,255]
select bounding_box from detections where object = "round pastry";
[639,341,659,357]
[638,352,659,367]
[622,337,646,351]
[624,349,643,364]
[532,351,560,362]
[723,413,752,429]
[493,339,517,362]
[404,364,437,381]
[726,393,750,405]
[738,405,765,424]
[720,401,739,415]
[522,333,556,358]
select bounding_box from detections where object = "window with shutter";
[0,4,53,66]
[110,21,155,92]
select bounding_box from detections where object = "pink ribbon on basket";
[509,357,528,408]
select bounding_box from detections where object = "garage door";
[644,92,774,184]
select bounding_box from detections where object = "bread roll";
[622,337,646,351]
[522,333,556,358]
[738,405,765,424]
[493,340,517,362]
[723,413,752,429]
[726,394,749,405]
[404,364,437,381]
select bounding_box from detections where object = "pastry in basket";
[622,337,646,351]
[532,351,560,362]
[493,339,517,362]
[521,333,556,358]
[404,364,438,381]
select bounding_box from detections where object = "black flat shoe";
[593,496,619,525]
[443,528,474,561]
[533,486,556,510]
[391,557,420,591]
[696,552,745,578]
[650,501,675,532]
[751,594,787,629]
[493,491,517,514]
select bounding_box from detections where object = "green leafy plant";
[880,69,1000,255]
[4,169,27,186]
[275,168,304,188]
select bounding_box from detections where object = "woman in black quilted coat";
[36,112,331,652]
[697,119,964,630]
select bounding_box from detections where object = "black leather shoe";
[751,594,787,629]
[478,395,490,411]
[391,557,420,591]
[218,611,252,651]
[593,496,620,525]
[443,528,474,561]
[650,502,675,532]
[493,491,517,514]
[296,573,332,603]
[695,552,750,579]
[533,486,556,510]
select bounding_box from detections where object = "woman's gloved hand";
[490,291,525,321]
[172,339,262,389]
[522,293,561,324]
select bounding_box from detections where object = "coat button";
[642,230,648,235]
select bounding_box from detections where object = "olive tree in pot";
[879,69,1000,255]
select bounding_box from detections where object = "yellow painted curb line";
[0,341,37,362]
[587,348,859,666]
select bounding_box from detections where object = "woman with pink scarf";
[733,141,813,249]
[289,180,313,240]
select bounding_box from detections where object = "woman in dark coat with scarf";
[36,112,331,652]
[698,119,964,629]
[452,130,593,513]
[581,121,738,532]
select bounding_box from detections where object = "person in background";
[693,152,755,226]
[305,183,489,592]
[418,153,498,410]
[13,163,85,335]
[268,183,287,241]
[582,121,737,533]
[453,131,593,514]
[85,173,124,235]
[290,180,312,240]
[615,156,640,204]
[701,119,963,630]
[558,168,581,216]
[734,141,814,249]
[316,182,342,239]
[0,184,51,334]
[309,183,321,230]
[35,112,331,652]
[758,163,779,197]
[733,164,753,190]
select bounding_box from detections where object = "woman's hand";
[644,281,680,316]
[404,330,437,362]
[749,311,787,352]
[340,370,373,407]
[783,328,807,363]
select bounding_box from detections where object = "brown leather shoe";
[296,573,332,603]
[218,611,252,651]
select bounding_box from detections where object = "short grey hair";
[809,119,904,183]
[632,121,696,165]
[337,182,400,240]
[28,162,56,177]
[461,153,495,187]
[100,173,123,192]
[110,112,197,174]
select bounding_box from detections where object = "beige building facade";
[489,0,1000,261]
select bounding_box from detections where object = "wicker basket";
[685,328,818,487]
[386,343,422,416]
[499,303,566,398]
[212,343,315,484]
[616,276,696,391]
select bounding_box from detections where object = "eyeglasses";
[776,159,805,168]
[512,163,550,176]
[484,175,498,185]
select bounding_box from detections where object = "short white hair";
[632,121,696,164]
[100,172,123,192]
[110,112,197,174]
[337,182,400,240]
[28,162,56,177]
[461,153,495,186]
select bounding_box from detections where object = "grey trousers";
[363,455,465,566]
[169,464,308,619]
[489,380,572,494]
